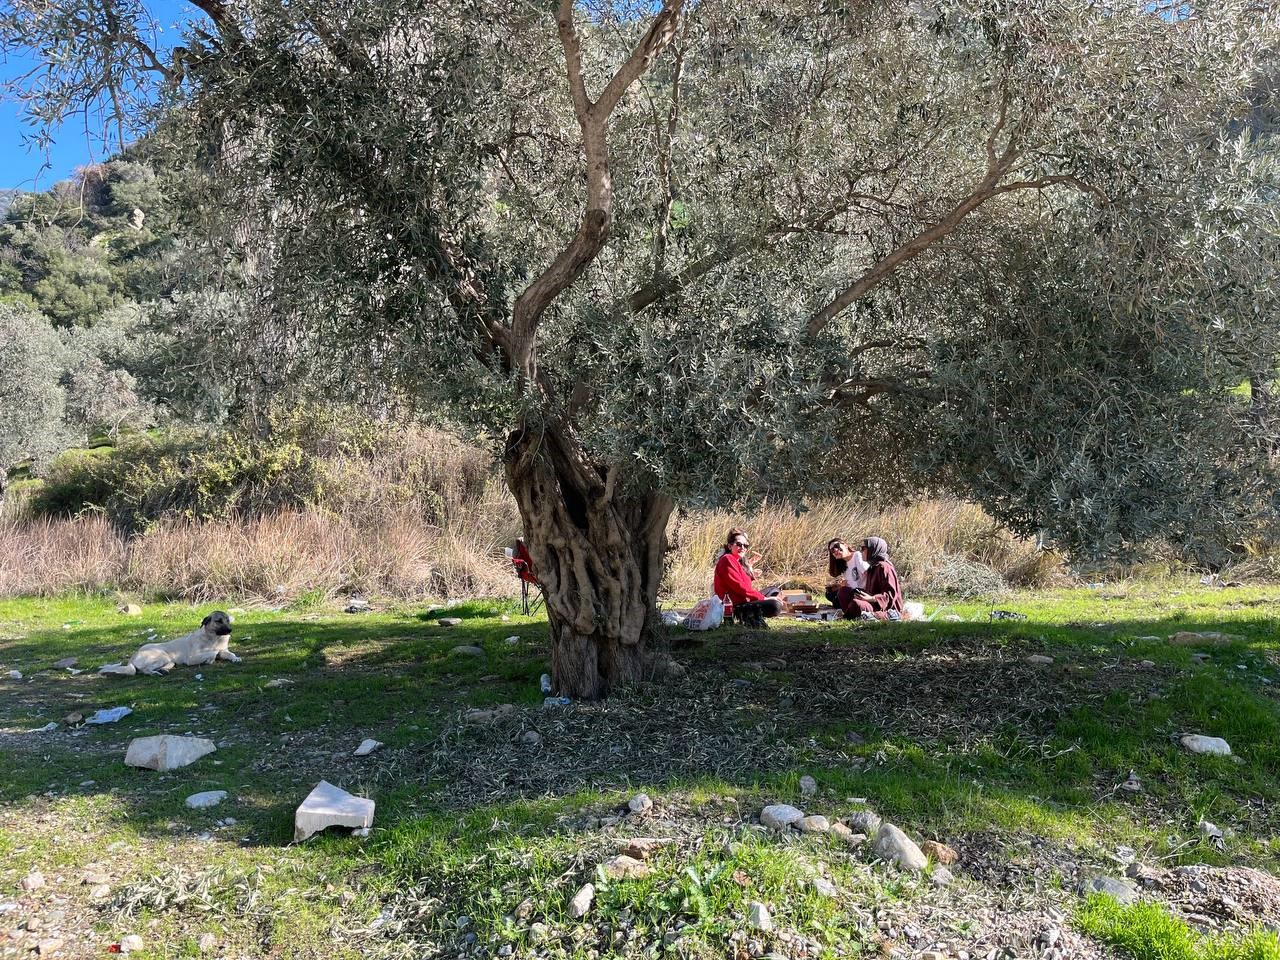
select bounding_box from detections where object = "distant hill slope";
[0,189,21,219]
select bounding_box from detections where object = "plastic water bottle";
[540,673,552,694]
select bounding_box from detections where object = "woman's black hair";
[827,538,848,578]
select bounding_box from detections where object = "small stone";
[197,933,217,953]
[1181,734,1231,756]
[36,939,63,955]
[748,901,773,931]
[125,735,216,771]
[185,790,228,809]
[353,738,383,756]
[760,804,805,830]
[799,775,818,796]
[844,730,866,745]
[120,934,144,953]
[293,780,375,842]
[450,644,484,657]
[1168,631,1242,646]
[845,810,882,834]
[439,617,464,627]
[1081,875,1139,904]
[7,669,22,680]
[872,823,928,871]
[1198,820,1224,840]
[20,872,45,892]
[932,866,954,886]
[1027,654,1054,665]
[521,730,543,746]
[830,823,867,846]
[1121,771,1143,793]
[569,883,595,919]
[90,884,111,899]
[628,793,653,814]
[504,635,520,645]
[264,678,294,688]
[118,603,143,616]
[529,922,550,942]
[620,837,676,860]
[63,712,84,726]
[921,840,958,865]
[601,855,651,880]
[797,815,830,834]
[811,877,837,897]
[53,658,78,669]
[465,704,514,723]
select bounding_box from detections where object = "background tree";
[4,0,1277,696]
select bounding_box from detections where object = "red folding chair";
[509,537,544,616]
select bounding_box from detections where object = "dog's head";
[201,611,234,636]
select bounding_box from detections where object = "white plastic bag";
[685,595,725,631]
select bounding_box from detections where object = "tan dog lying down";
[99,611,241,676]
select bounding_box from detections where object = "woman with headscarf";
[842,536,905,621]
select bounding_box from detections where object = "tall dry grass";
[666,499,1062,598]
[0,426,1062,602]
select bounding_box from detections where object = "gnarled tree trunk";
[504,423,672,700]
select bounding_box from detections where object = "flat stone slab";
[125,735,216,771]
[294,780,375,842]
[185,790,228,809]
[1082,874,1139,903]
[450,645,485,657]
[353,739,383,757]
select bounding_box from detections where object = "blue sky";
[1,2,210,190]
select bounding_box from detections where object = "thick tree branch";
[509,0,685,380]
[187,0,239,40]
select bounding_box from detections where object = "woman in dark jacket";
[843,536,904,621]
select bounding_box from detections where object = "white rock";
[845,810,882,834]
[7,669,22,680]
[799,775,818,796]
[451,645,484,657]
[797,815,830,834]
[264,678,294,689]
[353,738,383,757]
[628,793,653,814]
[932,866,954,886]
[872,823,928,871]
[293,780,375,841]
[197,933,217,953]
[1181,734,1231,756]
[120,934,144,953]
[569,883,595,919]
[521,730,543,746]
[504,636,520,645]
[748,901,773,931]
[20,872,45,892]
[1027,655,1054,665]
[185,790,228,810]
[87,706,133,724]
[125,735,216,771]
[760,804,805,830]
[812,877,837,897]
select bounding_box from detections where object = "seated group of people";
[712,526,904,627]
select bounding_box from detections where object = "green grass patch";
[1077,895,1280,960]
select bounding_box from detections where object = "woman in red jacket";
[713,527,782,628]
[844,536,905,621]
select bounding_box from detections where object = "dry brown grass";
[666,499,1064,598]
[0,426,1062,601]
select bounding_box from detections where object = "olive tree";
[5,0,1277,696]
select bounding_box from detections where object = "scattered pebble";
[185,790,228,810]
[932,866,954,886]
[845,809,882,834]
[1026,654,1054,665]
[748,901,773,931]
[601,854,650,880]
[450,645,484,657]
[7,670,23,680]
[921,840,958,865]
[799,775,817,796]
[353,738,384,757]
[520,730,543,746]
[760,804,804,831]
[872,823,927,871]
[20,872,45,892]
[569,883,595,919]
[1081,874,1139,904]
[628,793,653,815]
[120,934,144,953]
[439,617,464,627]
[198,933,217,952]
[812,877,837,897]
[797,815,830,834]
[1121,770,1143,793]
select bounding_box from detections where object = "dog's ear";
[202,615,211,627]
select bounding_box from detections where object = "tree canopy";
[4,0,1278,692]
